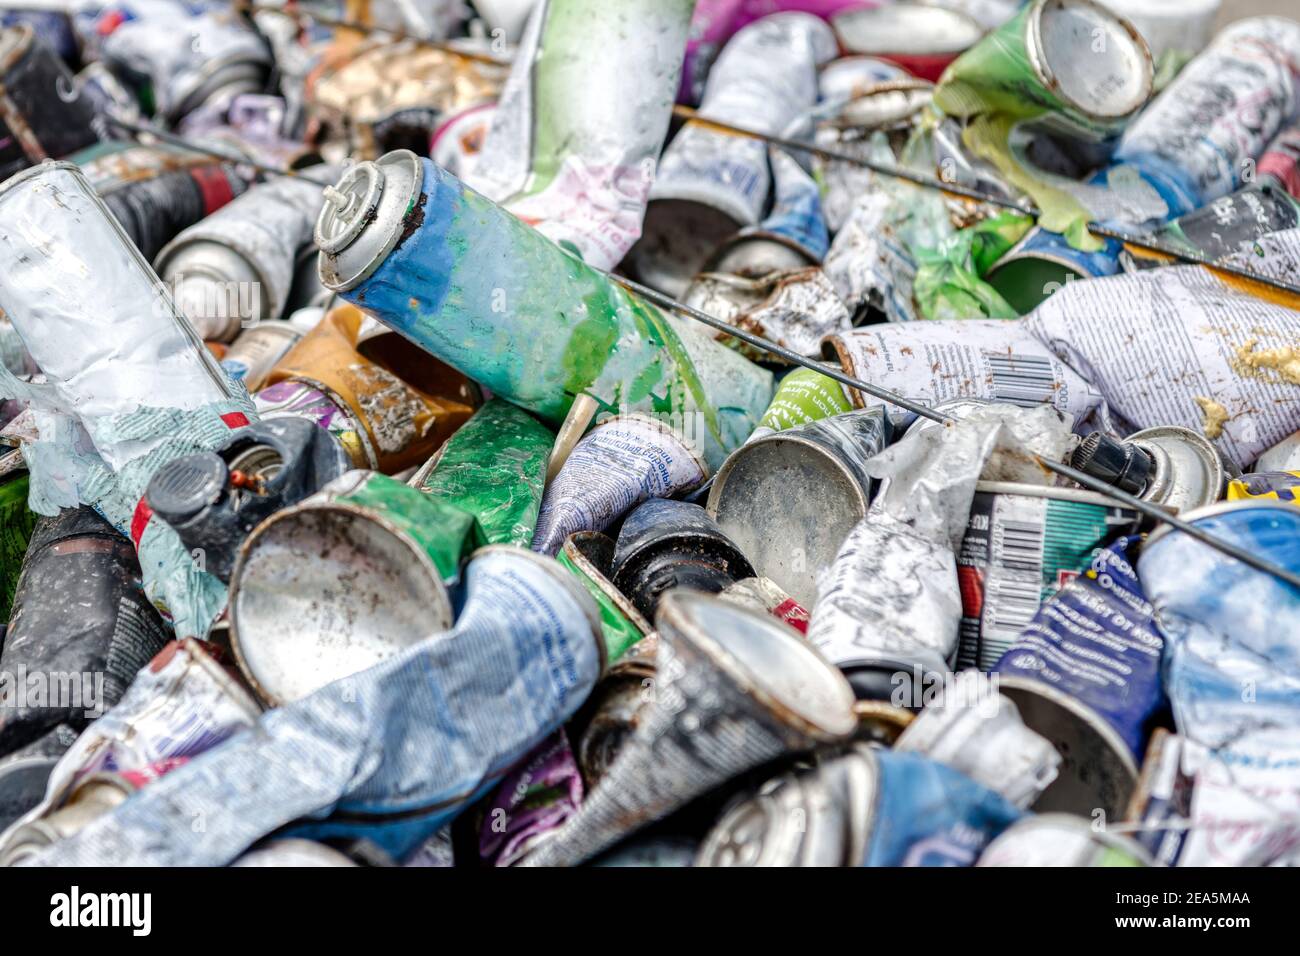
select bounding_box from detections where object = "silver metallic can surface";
[519,591,856,866]
[708,407,890,607]
[1126,425,1230,513]
[220,322,303,392]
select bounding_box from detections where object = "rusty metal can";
[262,304,480,474]
[0,25,98,183]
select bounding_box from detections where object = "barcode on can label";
[957,492,1141,671]
[982,351,1061,407]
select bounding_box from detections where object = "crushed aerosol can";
[155,169,333,342]
[609,498,756,621]
[893,671,1060,808]
[956,481,1143,671]
[708,407,890,607]
[1072,426,1228,513]
[556,531,652,664]
[627,13,837,297]
[697,746,1022,867]
[144,416,352,582]
[230,402,551,703]
[0,25,99,183]
[1114,17,1300,208]
[70,140,250,261]
[260,304,481,474]
[532,414,708,557]
[315,149,773,471]
[831,4,985,82]
[519,591,856,866]
[26,546,604,866]
[0,507,170,756]
[977,813,1152,866]
[0,637,261,860]
[992,538,1163,820]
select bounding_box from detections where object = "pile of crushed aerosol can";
[0,0,1298,869]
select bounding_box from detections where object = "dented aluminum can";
[993,538,1162,820]
[0,25,98,183]
[708,407,889,607]
[978,813,1151,866]
[230,402,551,703]
[0,638,261,859]
[627,14,837,297]
[23,546,604,866]
[519,591,857,866]
[533,414,708,557]
[262,304,481,474]
[155,169,333,342]
[956,480,1142,671]
[609,498,756,622]
[0,507,170,756]
[315,149,772,471]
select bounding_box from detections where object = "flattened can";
[708,407,890,607]
[956,480,1142,671]
[831,4,985,82]
[977,813,1151,866]
[0,25,98,183]
[532,414,708,557]
[1125,182,1300,270]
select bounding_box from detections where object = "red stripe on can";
[772,598,809,634]
[221,411,250,429]
[190,165,236,215]
[130,496,154,549]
